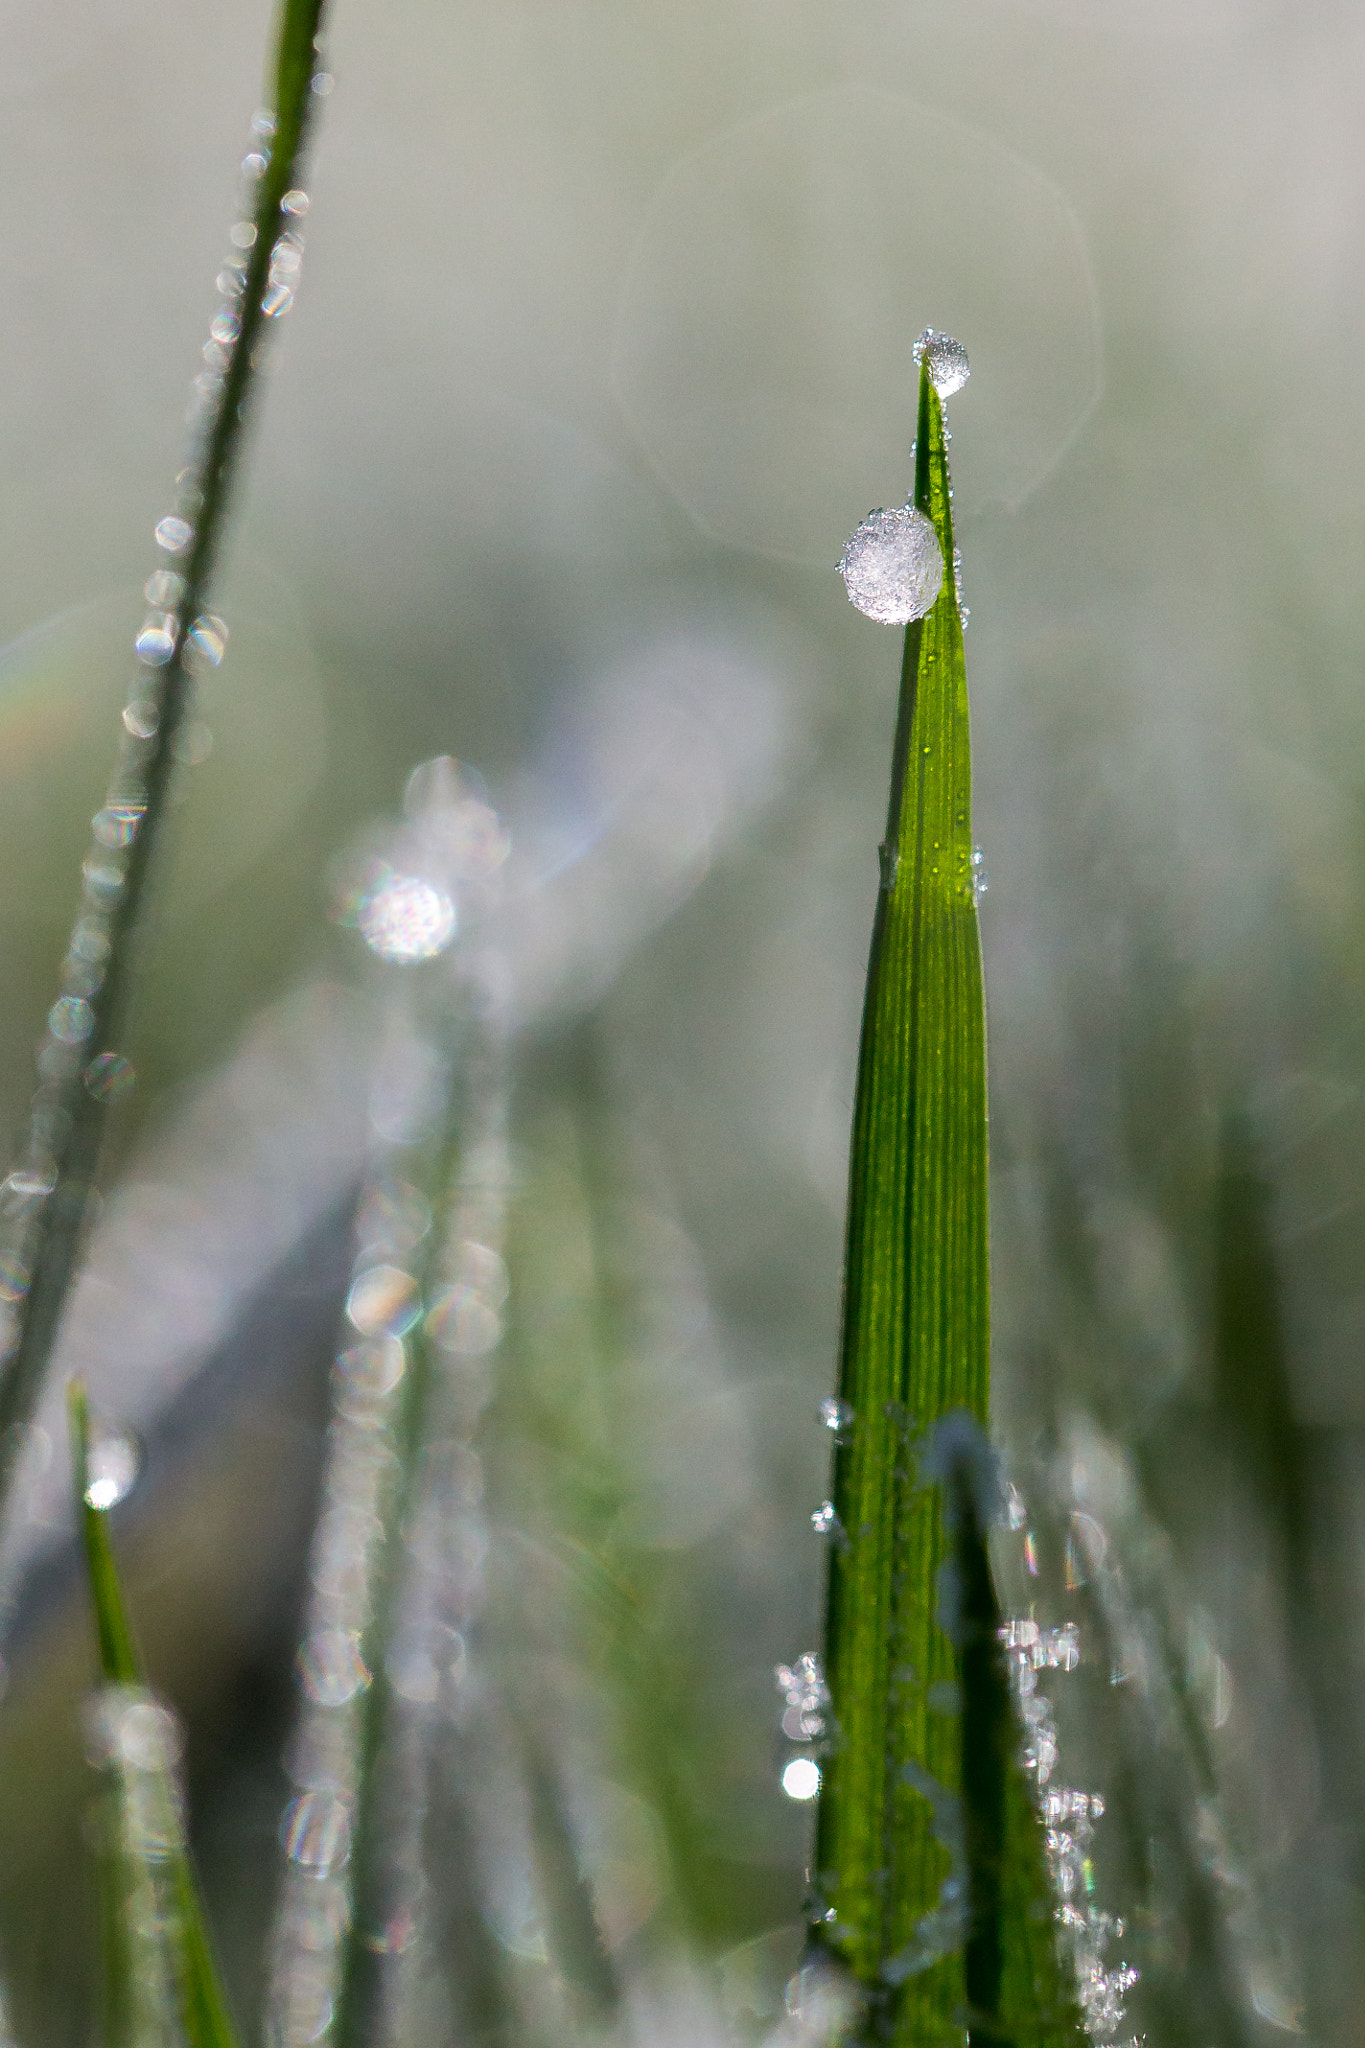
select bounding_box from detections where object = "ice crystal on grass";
[837,503,944,624]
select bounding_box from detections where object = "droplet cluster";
[267,764,511,2048]
[83,1684,191,2031]
[0,40,331,1418]
[1003,1531,1138,2046]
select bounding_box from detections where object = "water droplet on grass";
[358,871,456,962]
[154,515,193,554]
[262,282,295,318]
[187,614,227,666]
[782,1757,821,1800]
[85,1053,135,1103]
[84,1426,141,1509]
[229,221,257,249]
[284,1792,352,1871]
[913,329,970,398]
[281,189,310,217]
[135,617,176,664]
[346,1264,422,1338]
[811,1500,842,1537]
[123,701,159,740]
[838,504,943,624]
[819,1396,854,1435]
[144,569,184,606]
[48,997,94,1044]
[298,1630,370,1706]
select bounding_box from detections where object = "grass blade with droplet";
[69,1381,240,2048]
[810,356,1085,2048]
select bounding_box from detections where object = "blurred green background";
[0,0,1362,2043]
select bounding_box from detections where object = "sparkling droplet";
[85,1053,135,1103]
[261,281,295,318]
[782,1757,821,1801]
[209,310,241,346]
[86,1686,183,1772]
[250,109,276,139]
[819,1396,854,1436]
[811,1500,841,1537]
[281,189,310,216]
[0,1252,30,1302]
[3,1168,55,1202]
[386,1623,467,1705]
[913,328,970,399]
[84,1426,142,1509]
[48,996,94,1045]
[144,569,184,607]
[270,235,305,278]
[1024,1530,1040,1577]
[229,220,257,249]
[838,505,944,625]
[241,151,268,179]
[154,515,193,554]
[311,70,335,95]
[134,616,176,665]
[970,847,988,907]
[358,871,457,963]
[283,1791,352,1872]
[345,1264,422,1338]
[187,615,227,667]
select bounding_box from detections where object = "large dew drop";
[913,328,970,398]
[838,504,943,625]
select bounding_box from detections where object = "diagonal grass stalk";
[69,1380,240,2048]
[0,0,332,1525]
[810,350,1084,2047]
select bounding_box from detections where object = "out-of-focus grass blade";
[811,359,1084,2047]
[69,1382,240,2048]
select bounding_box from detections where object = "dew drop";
[86,1686,182,1772]
[970,847,988,906]
[913,329,970,399]
[187,614,227,667]
[311,70,335,95]
[229,220,257,249]
[209,310,241,346]
[782,1757,821,1801]
[283,1791,352,1872]
[241,151,268,179]
[48,996,94,1045]
[281,189,310,217]
[261,281,295,318]
[85,1425,142,1509]
[0,1252,29,1302]
[345,1264,422,1339]
[358,871,456,963]
[811,1500,841,1536]
[144,569,184,607]
[154,515,193,555]
[386,1623,467,1705]
[93,803,145,849]
[134,617,176,665]
[123,701,159,740]
[85,1053,135,1103]
[298,1630,371,1707]
[425,1283,502,1356]
[819,1396,854,1436]
[838,504,944,625]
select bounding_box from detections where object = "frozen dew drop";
[345,1263,422,1339]
[819,1396,854,1435]
[209,310,241,346]
[134,616,176,665]
[86,1686,183,1772]
[85,1052,135,1103]
[48,996,94,1045]
[93,803,146,850]
[281,189,311,217]
[229,220,257,249]
[311,70,335,95]
[970,847,988,906]
[84,1426,142,1510]
[782,1757,821,1801]
[241,151,268,179]
[261,281,295,319]
[271,234,305,278]
[187,614,227,667]
[811,1500,840,1536]
[358,871,457,963]
[838,504,944,625]
[913,328,970,398]
[250,108,276,139]
[154,515,193,555]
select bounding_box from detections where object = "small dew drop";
[209,310,241,346]
[187,614,227,667]
[85,1427,141,1510]
[345,1264,422,1339]
[261,281,295,318]
[85,1053,135,1103]
[971,847,988,907]
[298,1629,371,1707]
[123,701,159,741]
[241,151,268,179]
[311,69,335,94]
[229,220,258,249]
[250,109,276,139]
[154,515,193,555]
[913,329,970,399]
[811,1500,841,1537]
[93,803,146,849]
[144,569,184,607]
[135,617,176,665]
[425,1283,502,1356]
[281,189,310,217]
[358,871,457,963]
[838,504,944,625]
[48,996,94,1045]
[283,1791,352,1872]
[819,1396,854,1436]
[0,1252,30,1302]
[782,1757,821,1801]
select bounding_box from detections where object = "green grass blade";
[0,0,331,1523]
[68,1382,241,2048]
[811,358,1084,2047]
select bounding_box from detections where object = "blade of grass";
[0,0,332,1524]
[811,356,1084,2047]
[69,1381,240,2048]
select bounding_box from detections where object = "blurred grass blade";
[812,358,1082,2046]
[69,1382,240,2048]
[0,0,331,1522]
